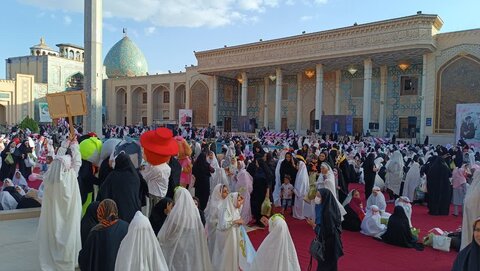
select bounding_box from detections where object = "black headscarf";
[381,206,421,249]
[192,152,210,177]
[452,218,480,271]
[81,201,100,245]
[318,188,342,236]
[149,197,174,235]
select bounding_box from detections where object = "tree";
[19,116,39,133]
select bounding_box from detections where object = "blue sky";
[1,0,479,78]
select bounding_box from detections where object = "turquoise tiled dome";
[104,36,148,78]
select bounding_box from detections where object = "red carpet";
[248,183,462,271]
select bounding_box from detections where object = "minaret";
[84,0,103,136]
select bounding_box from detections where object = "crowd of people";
[0,122,479,271]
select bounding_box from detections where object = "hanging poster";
[38,102,52,123]
[179,109,193,127]
[456,103,480,147]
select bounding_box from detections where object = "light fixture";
[269,75,276,81]
[347,65,358,75]
[304,69,315,79]
[237,75,243,84]
[398,60,410,71]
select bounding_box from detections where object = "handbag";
[260,197,272,216]
[308,235,325,271]
[5,153,14,165]
[432,235,451,252]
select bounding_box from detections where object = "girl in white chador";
[38,138,82,271]
[157,187,212,271]
[115,211,169,271]
[211,192,252,271]
[366,186,390,218]
[235,160,253,224]
[292,159,310,219]
[461,170,480,250]
[249,214,301,271]
[316,162,347,219]
[273,150,288,206]
[205,183,229,259]
[360,205,387,238]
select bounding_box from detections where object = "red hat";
[12,138,20,145]
[140,128,179,165]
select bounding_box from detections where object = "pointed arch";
[175,84,186,120]
[190,80,209,127]
[116,88,126,125]
[435,54,480,133]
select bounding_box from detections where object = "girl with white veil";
[115,211,169,271]
[360,205,387,238]
[316,162,347,219]
[38,138,82,271]
[273,149,288,207]
[385,150,404,199]
[211,192,250,271]
[461,170,480,250]
[250,214,301,271]
[204,183,228,259]
[235,160,253,224]
[158,187,212,271]
[403,156,421,203]
[292,159,310,220]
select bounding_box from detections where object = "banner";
[38,102,52,123]
[179,109,192,127]
[456,103,480,147]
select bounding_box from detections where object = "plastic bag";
[261,197,272,217]
[5,153,14,165]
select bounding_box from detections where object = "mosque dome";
[103,36,148,78]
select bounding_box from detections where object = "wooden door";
[142,117,147,126]
[281,118,288,131]
[399,117,409,138]
[224,117,232,132]
[353,118,363,135]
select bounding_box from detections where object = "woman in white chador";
[211,192,252,271]
[157,187,212,271]
[292,160,310,219]
[250,214,301,271]
[316,162,347,219]
[207,151,229,193]
[235,160,253,224]
[403,157,421,201]
[205,183,228,259]
[37,138,82,271]
[115,211,169,271]
[366,186,390,218]
[273,150,288,206]
[360,205,387,238]
[385,150,404,197]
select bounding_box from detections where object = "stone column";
[315,64,323,132]
[147,84,152,125]
[275,68,282,131]
[335,70,341,115]
[420,54,427,142]
[379,65,387,136]
[296,72,302,132]
[263,77,269,129]
[169,82,175,120]
[126,87,132,125]
[241,72,248,116]
[84,0,103,136]
[212,75,218,126]
[363,59,372,134]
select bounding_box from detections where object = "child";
[280,175,294,215]
[452,165,468,216]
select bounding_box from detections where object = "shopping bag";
[261,197,272,217]
[432,235,451,252]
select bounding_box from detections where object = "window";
[400,76,418,96]
[142,92,147,104]
[224,85,233,102]
[282,84,288,100]
[350,78,364,97]
[163,91,170,103]
[124,93,127,104]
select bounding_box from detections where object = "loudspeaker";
[315,120,320,129]
[369,122,379,130]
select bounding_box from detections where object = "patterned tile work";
[217,77,240,129]
[339,69,364,116]
[385,64,423,134]
[104,37,148,78]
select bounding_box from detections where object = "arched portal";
[175,84,186,120]
[0,104,6,125]
[116,88,126,125]
[131,87,146,125]
[190,80,209,127]
[153,85,169,123]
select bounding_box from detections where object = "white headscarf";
[360,205,386,237]
[115,211,169,271]
[461,170,480,250]
[293,161,310,219]
[157,187,212,271]
[12,169,28,187]
[0,191,18,210]
[366,186,387,214]
[250,215,301,271]
[273,157,285,207]
[235,161,253,224]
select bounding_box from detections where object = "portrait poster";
[456,103,480,147]
[179,109,192,127]
[38,102,52,123]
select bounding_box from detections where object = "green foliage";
[19,116,39,133]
